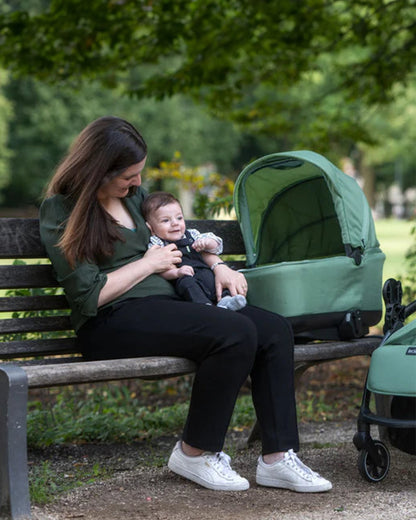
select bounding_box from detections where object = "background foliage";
[0,0,416,211]
[1,75,255,207]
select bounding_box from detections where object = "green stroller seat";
[353,278,416,482]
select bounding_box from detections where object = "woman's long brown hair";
[45,116,147,268]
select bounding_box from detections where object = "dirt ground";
[30,420,416,520]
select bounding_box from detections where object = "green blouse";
[39,188,176,332]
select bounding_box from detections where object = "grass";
[375,218,414,281]
[27,382,192,503]
[26,383,257,465]
[30,460,110,505]
[27,384,191,447]
[26,372,365,451]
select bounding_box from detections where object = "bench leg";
[0,366,31,520]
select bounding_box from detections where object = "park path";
[31,420,416,520]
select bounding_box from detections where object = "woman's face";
[97,157,147,200]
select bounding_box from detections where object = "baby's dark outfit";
[149,229,227,305]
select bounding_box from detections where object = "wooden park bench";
[0,217,382,519]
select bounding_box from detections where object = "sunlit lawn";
[375,218,414,282]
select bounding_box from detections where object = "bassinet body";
[233,150,385,340]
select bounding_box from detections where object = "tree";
[3,76,113,206]
[359,84,416,191]
[0,70,12,201]
[2,74,253,207]
[3,0,416,212]
[1,0,416,142]
[349,83,416,213]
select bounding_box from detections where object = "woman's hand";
[98,244,181,307]
[212,264,248,302]
[142,244,182,274]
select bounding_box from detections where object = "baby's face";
[147,202,186,242]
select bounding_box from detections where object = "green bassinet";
[233,150,385,340]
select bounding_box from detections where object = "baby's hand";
[192,237,216,252]
[177,265,195,278]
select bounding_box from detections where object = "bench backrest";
[0,218,245,365]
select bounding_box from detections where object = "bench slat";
[0,264,58,289]
[0,295,68,312]
[187,220,244,254]
[294,337,381,361]
[0,315,72,334]
[0,337,380,365]
[0,338,381,388]
[0,338,77,358]
[23,356,197,388]
[0,218,245,258]
[0,258,245,290]
[0,218,45,258]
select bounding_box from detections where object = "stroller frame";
[353,278,416,482]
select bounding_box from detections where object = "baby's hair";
[142,191,181,221]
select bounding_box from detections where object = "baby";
[141,191,246,311]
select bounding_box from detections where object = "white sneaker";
[256,450,332,493]
[168,441,249,491]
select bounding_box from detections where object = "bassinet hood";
[233,150,379,267]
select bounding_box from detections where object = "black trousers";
[77,296,299,454]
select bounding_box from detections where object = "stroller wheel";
[357,440,390,482]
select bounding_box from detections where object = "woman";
[39,116,332,493]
